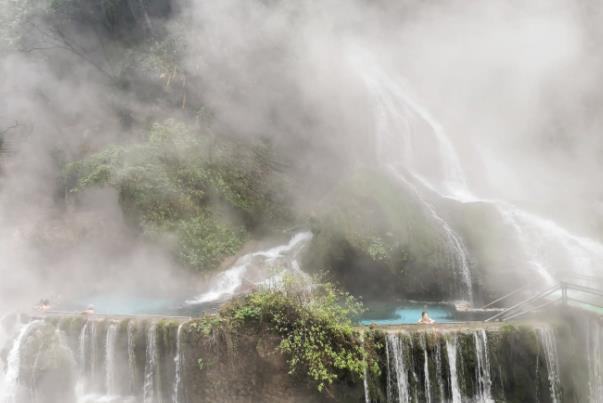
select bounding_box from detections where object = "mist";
[1,0,603,402]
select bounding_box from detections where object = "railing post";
[561,281,567,305]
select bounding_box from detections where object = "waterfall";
[419,334,432,402]
[587,319,603,403]
[143,323,160,403]
[538,326,560,403]
[186,231,314,305]
[105,322,119,396]
[385,333,410,403]
[172,322,184,403]
[445,335,462,403]
[434,339,444,401]
[127,320,138,394]
[474,330,493,403]
[79,321,89,373]
[350,52,473,301]
[0,320,42,403]
[350,45,603,295]
[89,321,99,390]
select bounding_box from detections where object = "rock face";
[0,313,600,402]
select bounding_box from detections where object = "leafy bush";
[218,280,369,393]
[64,119,292,271]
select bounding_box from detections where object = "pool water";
[359,303,456,325]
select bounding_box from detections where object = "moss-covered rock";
[304,168,467,301]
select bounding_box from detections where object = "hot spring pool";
[359,303,457,325]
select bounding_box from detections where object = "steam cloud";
[1,0,603,313]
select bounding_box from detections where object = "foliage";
[218,280,369,393]
[64,119,291,271]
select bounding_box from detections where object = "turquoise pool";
[359,303,456,325]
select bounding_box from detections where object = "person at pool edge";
[418,311,435,324]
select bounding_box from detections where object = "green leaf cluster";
[220,281,368,393]
[64,119,291,271]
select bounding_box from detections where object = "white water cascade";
[172,322,184,403]
[538,326,561,403]
[385,333,410,403]
[0,320,42,403]
[127,320,138,394]
[105,323,119,396]
[143,323,160,403]
[445,335,462,403]
[350,46,603,297]
[186,231,313,305]
[419,334,432,403]
[474,330,493,403]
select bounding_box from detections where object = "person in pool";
[418,311,435,324]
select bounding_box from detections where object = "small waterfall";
[538,327,561,403]
[419,334,432,402]
[127,320,138,394]
[89,321,99,390]
[79,321,89,373]
[474,330,493,403]
[434,339,444,401]
[172,323,184,403]
[0,320,42,403]
[385,333,410,403]
[186,231,313,305]
[105,322,119,396]
[445,335,462,403]
[143,323,160,403]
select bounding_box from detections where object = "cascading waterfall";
[434,340,444,401]
[172,322,184,403]
[538,326,561,403]
[143,323,161,403]
[105,322,119,396]
[445,335,462,403]
[386,333,411,403]
[350,45,603,295]
[0,320,42,403]
[186,231,314,305]
[79,321,89,374]
[419,334,432,403]
[89,321,99,391]
[350,50,473,302]
[127,320,138,394]
[474,330,493,403]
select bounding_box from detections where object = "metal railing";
[485,281,603,322]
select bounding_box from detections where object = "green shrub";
[220,280,368,392]
[63,119,292,271]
